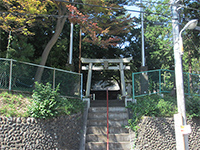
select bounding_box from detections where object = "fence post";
[53,68,56,90]
[9,59,13,91]
[81,74,83,100]
[187,73,190,96]
[159,69,161,95]
[132,73,135,100]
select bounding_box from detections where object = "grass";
[0,90,31,117]
[127,93,200,132]
[127,94,178,131]
[0,88,85,118]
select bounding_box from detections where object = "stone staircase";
[85,107,132,150]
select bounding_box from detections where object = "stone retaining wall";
[0,113,83,150]
[1,112,200,150]
[135,117,200,150]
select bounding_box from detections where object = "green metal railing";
[132,69,200,99]
[0,58,83,98]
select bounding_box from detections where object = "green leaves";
[29,82,84,119]
[128,92,200,132]
[142,0,174,70]
[59,98,84,115]
[185,95,200,119]
[0,0,51,35]
[157,99,177,117]
[127,94,177,131]
[29,82,61,119]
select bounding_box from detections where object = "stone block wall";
[0,113,83,150]
[135,117,200,150]
[1,112,200,150]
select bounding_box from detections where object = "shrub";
[185,95,200,119]
[127,94,177,131]
[59,97,84,115]
[29,82,85,119]
[29,82,62,119]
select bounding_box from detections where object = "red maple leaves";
[66,4,131,49]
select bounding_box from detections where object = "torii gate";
[81,57,132,99]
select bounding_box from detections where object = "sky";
[124,5,141,18]
[117,5,141,49]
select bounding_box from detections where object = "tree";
[181,0,200,74]
[134,0,200,73]
[34,1,68,82]
[123,0,174,73]
[9,35,35,62]
[76,0,133,48]
[143,0,174,70]
[0,0,135,86]
[35,0,134,82]
[0,29,8,57]
[0,0,52,60]
[180,0,200,91]
[75,0,135,89]
[0,0,50,35]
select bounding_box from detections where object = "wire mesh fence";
[132,69,200,99]
[0,58,83,98]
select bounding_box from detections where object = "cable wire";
[54,0,171,17]
[179,5,200,12]
[0,11,69,18]
[2,0,198,21]
[74,0,200,13]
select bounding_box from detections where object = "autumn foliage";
[0,0,133,48]
[66,4,133,49]
[0,0,51,35]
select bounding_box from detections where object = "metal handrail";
[106,88,109,150]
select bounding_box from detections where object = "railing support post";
[159,69,161,95]
[106,88,109,150]
[9,59,13,91]
[53,68,56,90]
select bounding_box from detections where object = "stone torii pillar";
[119,62,126,98]
[81,57,132,98]
[86,62,93,97]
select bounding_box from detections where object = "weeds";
[0,91,31,117]
[0,82,84,118]
[28,82,84,119]
[127,94,177,132]
[127,93,200,132]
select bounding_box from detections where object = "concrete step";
[87,126,129,134]
[88,112,128,120]
[86,142,130,150]
[89,107,127,113]
[91,103,125,107]
[90,100,124,107]
[91,100,123,103]
[87,119,128,126]
[86,133,130,142]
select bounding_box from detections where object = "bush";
[29,82,62,119]
[29,82,84,119]
[59,98,84,115]
[127,94,177,131]
[185,95,200,119]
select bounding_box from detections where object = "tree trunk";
[34,4,67,83]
